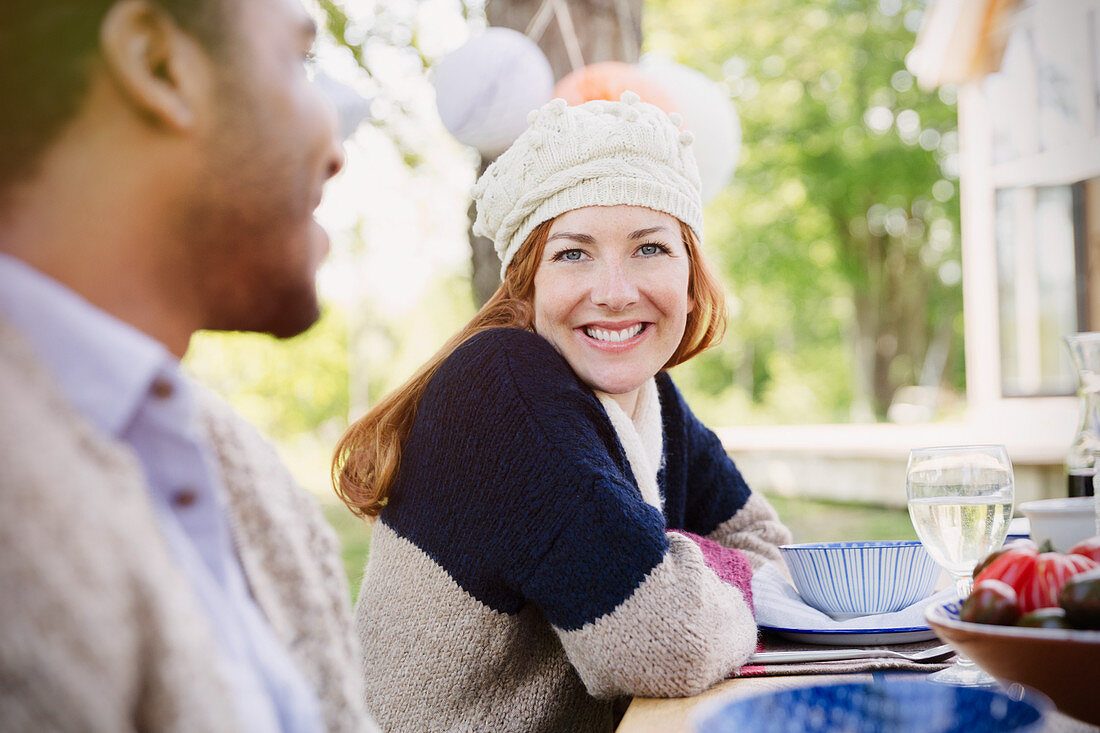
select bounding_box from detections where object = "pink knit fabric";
[669,530,754,614]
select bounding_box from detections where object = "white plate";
[759,624,939,646]
[1006,516,1030,541]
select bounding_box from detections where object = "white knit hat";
[472,91,703,278]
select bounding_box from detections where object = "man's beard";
[182,81,323,340]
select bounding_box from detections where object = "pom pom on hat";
[472,96,703,278]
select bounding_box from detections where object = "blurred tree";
[648,0,964,420]
[315,0,965,424]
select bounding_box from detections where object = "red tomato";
[976,546,1098,613]
[972,538,1038,578]
[976,544,1038,589]
[1069,536,1100,563]
[1019,553,1097,611]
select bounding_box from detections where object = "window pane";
[995,186,1078,396]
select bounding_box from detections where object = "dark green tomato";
[973,539,1038,579]
[960,579,1021,625]
[1016,607,1072,629]
[1059,567,1100,630]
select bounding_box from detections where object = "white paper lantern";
[432,27,554,157]
[313,70,374,142]
[640,56,742,202]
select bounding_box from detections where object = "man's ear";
[99,0,211,131]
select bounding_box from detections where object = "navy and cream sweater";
[354,329,790,732]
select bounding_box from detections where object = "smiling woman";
[534,206,693,416]
[333,92,791,732]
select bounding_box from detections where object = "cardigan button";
[151,378,174,399]
[172,488,198,509]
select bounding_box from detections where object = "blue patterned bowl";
[779,541,940,618]
[693,678,1050,733]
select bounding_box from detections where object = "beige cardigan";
[0,318,377,732]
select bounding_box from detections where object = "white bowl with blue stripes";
[779,541,940,619]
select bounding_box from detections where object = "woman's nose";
[590,263,639,311]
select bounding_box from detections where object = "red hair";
[333,219,726,519]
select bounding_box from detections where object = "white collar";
[595,378,664,511]
[0,253,177,437]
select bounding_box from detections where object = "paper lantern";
[639,56,741,201]
[432,27,554,157]
[312,70,373,142]
[552,61,678,113]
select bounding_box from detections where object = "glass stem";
[952,573,976,667]
[954,574,973,600]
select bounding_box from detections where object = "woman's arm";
[703,492,792,569]
[513,482,757,699]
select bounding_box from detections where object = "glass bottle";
[1064,332,1100,497]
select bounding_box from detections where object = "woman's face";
[533,205,693,415]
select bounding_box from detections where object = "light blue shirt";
[0,253,323,733]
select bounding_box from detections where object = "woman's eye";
[638,243,667,256]
[554,249,586,262]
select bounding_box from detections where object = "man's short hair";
[0,0,227,194]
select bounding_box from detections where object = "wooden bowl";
[926,599,1100,725]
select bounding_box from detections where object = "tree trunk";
[468,0,645,307]
[468,159,499,306]
[487,0,643,80]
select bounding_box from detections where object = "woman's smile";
[580,322,647,347]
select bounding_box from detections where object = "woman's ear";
[98,0,211,132]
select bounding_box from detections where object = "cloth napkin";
[751,562,957,632]
[732,635,953,678]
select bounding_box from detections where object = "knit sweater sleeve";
[658,375,792,569]
[381,329,756,699]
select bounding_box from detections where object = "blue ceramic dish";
[1004,515,1030,544]
[693,678,1050,733]
[779,541,940,618]
[926,599,1100,725]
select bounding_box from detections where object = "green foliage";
[184,306,350,441]
[765,493,918,543]
[648,0,964,421]
[348,273,477,409]
[321,500,372,600]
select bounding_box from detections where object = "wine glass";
[906,445,1014,687]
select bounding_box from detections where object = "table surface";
[615,673,1100,733]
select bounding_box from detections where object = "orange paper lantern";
[552,62,679,115]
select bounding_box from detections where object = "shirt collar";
[0,253,177,437]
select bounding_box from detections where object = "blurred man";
[0,0,377,730]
